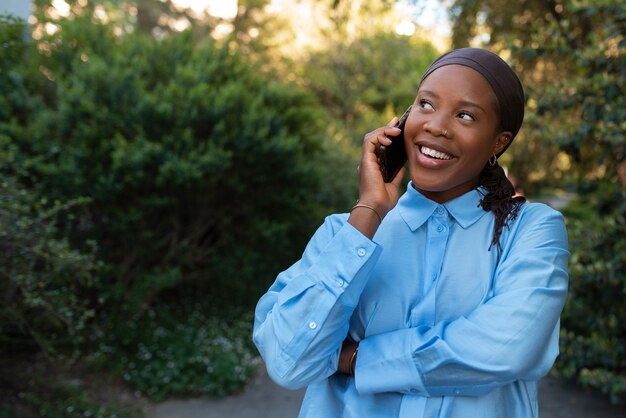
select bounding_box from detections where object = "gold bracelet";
[350,203,382,224]
[349,345,359,375]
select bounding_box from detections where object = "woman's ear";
[493,132,512,155]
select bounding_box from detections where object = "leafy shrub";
[0,15,98,356]
[2,12,350,315]
[90,302,260,401]
[556,182,626,404]
[0,382,141,418]
[0,177,98,357]
[0,10,354,403]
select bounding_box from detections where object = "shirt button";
[308,321,317,330]
[454,389,461,395]
[436,207,444,215]
[336,279,344,287]
[436,225,444,232]
[357,248,366,257]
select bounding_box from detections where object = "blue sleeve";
[253,214,383,390]
[355,205,569,396]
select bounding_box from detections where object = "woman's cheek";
[403,115,420,143]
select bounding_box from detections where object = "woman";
[253,48,569,417]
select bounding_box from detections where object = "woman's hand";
[349,117,405,238]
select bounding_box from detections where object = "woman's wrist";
[348,199,387,239]
[348,208,380,239]
[349,343,359,375]
[339,340,359,375]
[351,202,382,224]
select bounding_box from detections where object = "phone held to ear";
[379,105,412,182]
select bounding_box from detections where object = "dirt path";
[146,365,626,418]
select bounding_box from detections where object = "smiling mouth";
[421,146,453,160]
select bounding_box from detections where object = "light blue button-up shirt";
[253,184,569,418]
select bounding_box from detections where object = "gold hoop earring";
[489,154,497,166]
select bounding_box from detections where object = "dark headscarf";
[420,48,525,156]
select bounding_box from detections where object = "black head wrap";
[420,48,525,156]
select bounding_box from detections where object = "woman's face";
[403,64,511,203]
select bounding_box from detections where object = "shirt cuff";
[305,219,382,307]
[354,327,427,396]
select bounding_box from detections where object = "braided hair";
[478,162,526,252]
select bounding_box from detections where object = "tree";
[270,0,439,153]
[300,32,438,143]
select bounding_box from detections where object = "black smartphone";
[379,105,412,182]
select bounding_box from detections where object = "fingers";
[364,126,401,147]
[365,133,390,149]
[387,116,399,127]
[390,166,406,186]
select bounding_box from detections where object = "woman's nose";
[424,114,450,138]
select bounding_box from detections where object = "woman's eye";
[458,112,475,121]
[419,100,434,110]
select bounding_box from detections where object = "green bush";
[90,302,259,401]
[557,182,626,404]
[2,13,349,315]
[1,10,356,403]
[0,14,98,358]
[2,384,141,418]
[0,177,98,357]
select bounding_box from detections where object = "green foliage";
[90,302,260,401]
[287,1,439,144]
[301,32,438,145]
[446,0,562,50]
[0,15,26,74]
[557,183,626,404]
[2,13,338,313]
[0,14,98,358]
[528,0,626,185]
[2,384,141,418]
[0,177,98,357]
[1,7,353,404]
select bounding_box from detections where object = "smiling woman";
[253,47,570,418]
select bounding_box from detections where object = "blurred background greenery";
[0,0,624,416]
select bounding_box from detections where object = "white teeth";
[421,146,452,160]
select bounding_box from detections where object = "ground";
[145,364,626,418]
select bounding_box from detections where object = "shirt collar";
[397,183,489,231]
